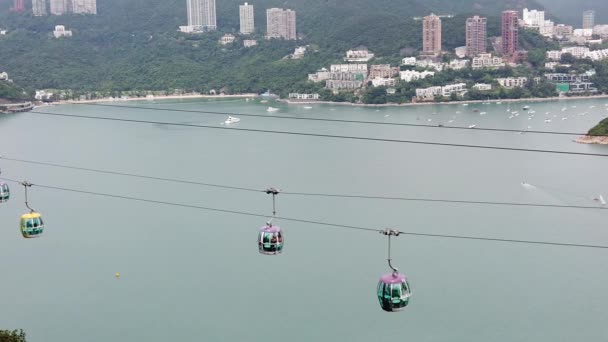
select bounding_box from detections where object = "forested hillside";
[0,0,546,94]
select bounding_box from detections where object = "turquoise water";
[0,98,607,341]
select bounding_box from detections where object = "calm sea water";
[1,98,607,342]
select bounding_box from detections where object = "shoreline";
[56,93,258,105]
[576,135,608,145]
[283,94,608,107]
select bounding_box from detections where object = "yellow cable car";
[20,212,44,238]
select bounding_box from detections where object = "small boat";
[224,116,240,124]
[267,107,279,112]
[260,100,269,103]
[473,109,479,112]
[303,106,313,109]
[495,101,502,104]
[529,110,536,114]
[545,119,551,123]
[601,195,606,205]
[479,112,486,115]
[523,105,530,110]
[468,124,476,129]
[462,103,469,106]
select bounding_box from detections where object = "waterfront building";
[465,16,487,57]
[239,2,254,34]
[472,83,492,91]
[53,25,72,38]
[11,0,25,12]
[72,0,96,14]
[497,77,527,88]
[501,10,519,58]
[32,0,47,16]
[266,8,296,40]
[583,10,595,30]
[416,83,466,100]
[422,13,442,56]
[288,93,320,101]
[49,0,67,14]
[186,0,217,32]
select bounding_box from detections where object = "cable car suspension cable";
[1,177,607,250]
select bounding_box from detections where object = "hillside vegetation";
[588,118,608,136]
[0,0,545,94]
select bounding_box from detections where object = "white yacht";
[224,116,240,124]
[267,107,279,112]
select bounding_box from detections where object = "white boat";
[224,116,240,124]
[523,105,530,110]
[545,119,551,123]
[462,103,469,106]
[495,101,502,104]
[303,106,313,109]
[600,195,606,205]
[479,112,487,115]
[267,107,279,112]
[468,124,476,128]
[260,100,268,103]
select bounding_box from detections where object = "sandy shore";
[576,135,608,145]
[284,94,608,107]
[58,93,257,105]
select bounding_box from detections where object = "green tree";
[0,330,26,342]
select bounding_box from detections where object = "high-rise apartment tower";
[11,0,26,12]
[583,10,595,30]
[187,0,217,31]
[501,10,519,57]
[422,14,442,56]
[465,16,487,57]
[32,0,47,16]
[240,2,254,34]
[72,0,96,14]
[266,8,296,40]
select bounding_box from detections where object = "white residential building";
[562,46,590,58]
[243,39,257,47]
[416,83,467,100]
[546,50,562,61]
[32,0,47,16]
[345,49,374,62]
[186,0,217,32]
[219,34,235,45]
[584,49,608,61]
[72,0,97,14]
[266,8,296,40]
[330,64,368,73]
[292,46,307,59]
[441,83,467,97]
[415,59,444,71]
[415,86,442,99]
[447,59,469,70]
[522,8,545,27]
[239,2,254,34]
[497,77,528,88]
[288,93,320,100]
[401,57,417,66]
[473,83,492,91]
[471,54,505,69]
[308,68,330,82]
[455,46,467,58]
[399,70,435,82]
[554,24,573,38]
[371,78,396,87]
[53,25,72,38]
[573,29,593,37]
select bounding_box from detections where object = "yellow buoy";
[115,272,120,279]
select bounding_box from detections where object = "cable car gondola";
[0,182,9,203]
[258,188,284,255]
[19,182,44,238]
[377,229,411,312]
